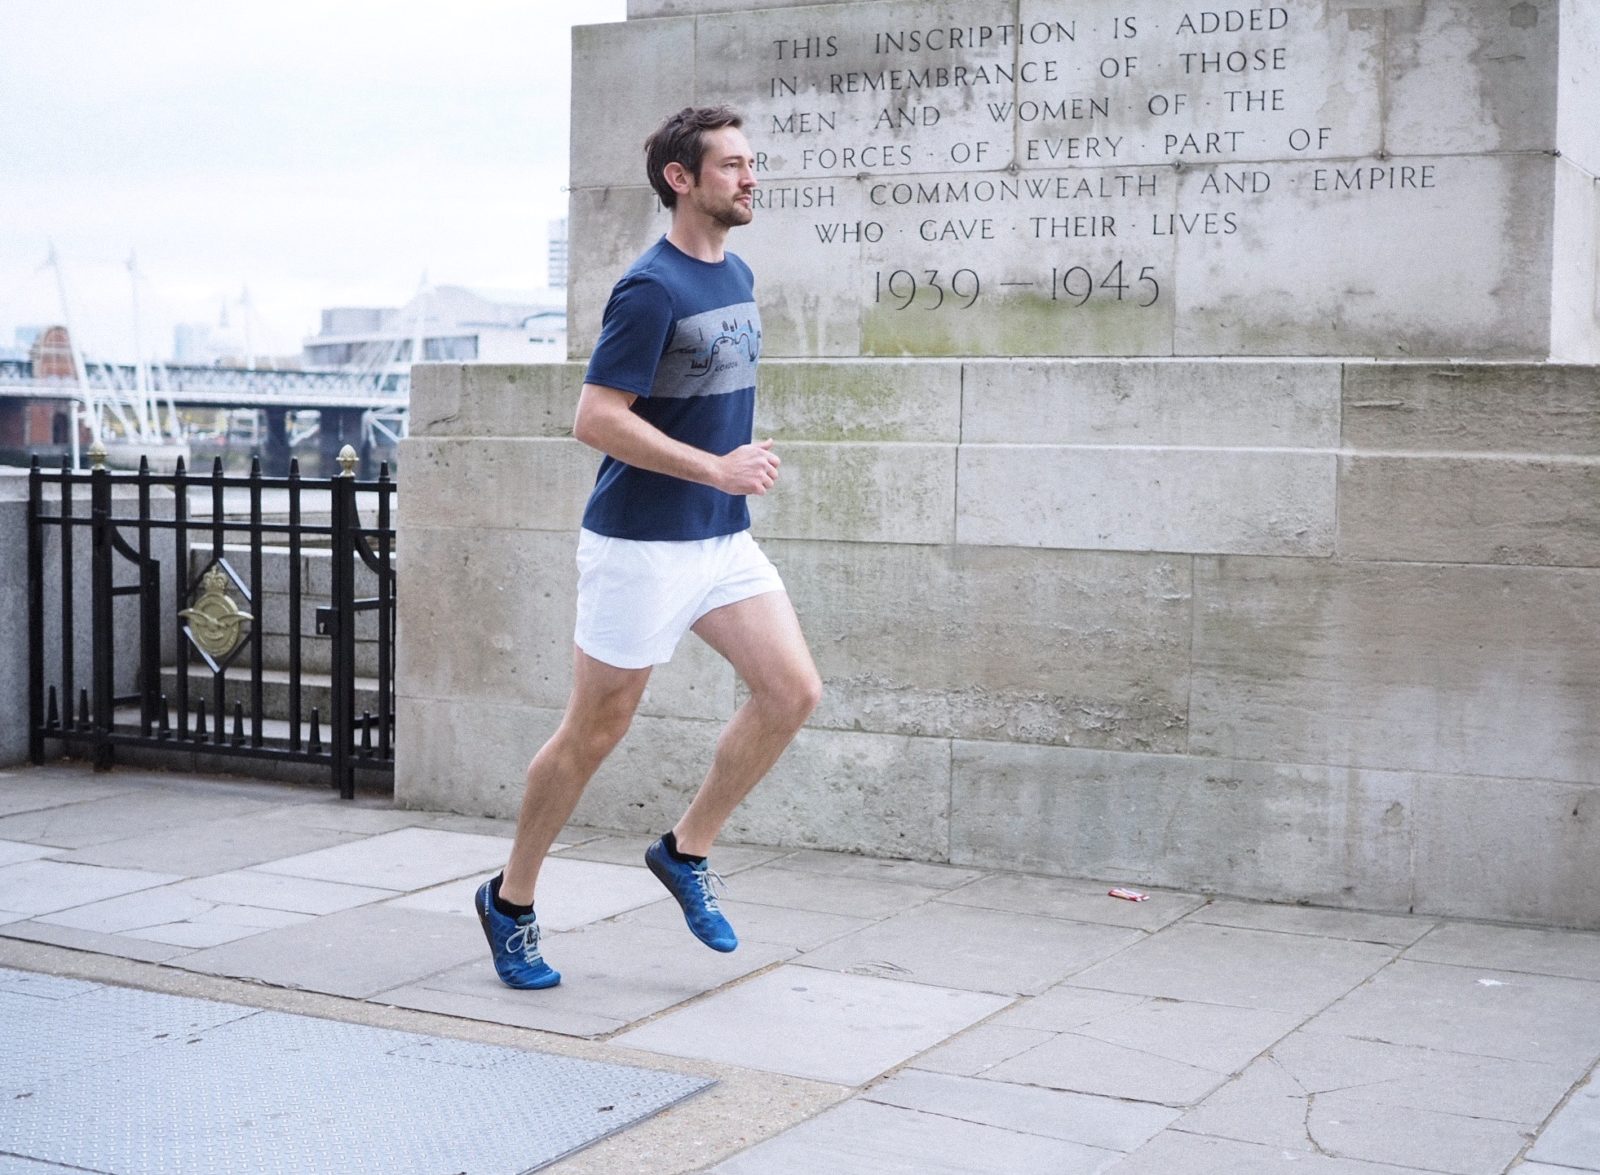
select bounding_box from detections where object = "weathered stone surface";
[1190,557,1600,783]
[1412,775,1600,930]
[401,437,592,532]
[1383,0,1558,155]
[570,18,694,191]
[566,185,664,360]
[1338,455,1600,567]
[749,441,955,544]
[1560,0,1600,174]
[958,445,1336,555]
[409,363,584,439]
[962,359,1341,447]
[398,525,734,717]
[1172,153,1554,359]
[1341,363,1600,454]
[395,696,559,817]
[772,539,1190,751]
[1552,160,1600,363]
[757,359,962,442]
[949,743,1415,909]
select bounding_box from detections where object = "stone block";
[771,540,1191,751]
[395,695,560,817]
[1552,159,1600,362]
[957,445,1336,555]
[397,525,734,718]
[1189,557,1600,783]
[961,359,1342,447]
[1412,775,1600,929]
[1559,0,1600,174]
[748,440,955,543]
[756,359,962,442]
[399,437,592,533]
[1338,454,1600,566]
[566,186,666,360]
[949,742,1415,909]
[409,363,585,438]
[1173,153,1554,358]
[1383,0,1558,154]
[1341,363,1600,454]
[570,19,695,191]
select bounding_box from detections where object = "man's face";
[685,125,757,228]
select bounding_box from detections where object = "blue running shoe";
[474,876,560,989]
[646,838,738,952]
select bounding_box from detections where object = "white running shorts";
[573,528,786,669]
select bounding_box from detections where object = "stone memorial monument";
[398,0,1600,928]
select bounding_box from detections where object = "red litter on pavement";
[1108,888,1149,902]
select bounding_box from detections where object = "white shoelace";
[505,919,543,962]
[695,865,728,914]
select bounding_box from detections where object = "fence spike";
[78,688,91,730]
[158,695,171,740]
[360,711,373,756]
[46,686,59,729]
[250,454,261,477]
[194,699,207,741]
[232,701,245,746]
[174,454,186,476]
[308,708,323,754]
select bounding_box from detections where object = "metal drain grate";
[0,967,712,1174]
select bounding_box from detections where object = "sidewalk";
[1,760,1597,1174]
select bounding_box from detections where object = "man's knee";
[760,666,822,728]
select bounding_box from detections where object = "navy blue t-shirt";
[581,238,762,541]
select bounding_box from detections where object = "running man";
[474,105,822,989]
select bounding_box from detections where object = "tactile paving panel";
[0,967,712,1174]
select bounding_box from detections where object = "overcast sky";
[0,1,626,362]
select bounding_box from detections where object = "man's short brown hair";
[644,105,745,208]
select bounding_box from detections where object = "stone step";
[158,664,386,727]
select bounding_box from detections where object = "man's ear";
[663,160,695,195]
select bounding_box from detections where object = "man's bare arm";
[573,383,780,496]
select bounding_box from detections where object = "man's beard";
[709,201,753,228]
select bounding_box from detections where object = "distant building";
[548,218,569,290]
[303,285,566,373]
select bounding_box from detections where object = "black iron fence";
[26,445,396,798]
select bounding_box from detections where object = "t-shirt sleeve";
[583,273,674,397]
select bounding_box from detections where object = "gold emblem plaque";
[180,564,254,660]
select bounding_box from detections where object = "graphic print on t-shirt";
[654,303,762,399]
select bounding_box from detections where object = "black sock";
[489,874,533,921]
[662,830,706,866]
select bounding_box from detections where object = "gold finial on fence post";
[89,441,108,471]
[337,444,359,478]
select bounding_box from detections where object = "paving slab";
[715,861,946,919]
[53,808,363,875]
[168,868,394,915]
[0,920,193,963]
[992,984,1148,1031]
[380,921,795,1038]
[865,1069,1180,1152]
[553,833,786,874]
[0,859,182,916]
[251,826,510,890]
[170,903,484,998]
[387,856,667,931]
[1270,1030,1579,1124]
[1111,1131,1424,1172]
[615,965,1010,1085]
[1304,1089,1534,1174]
[621,894,872,951]
[981,1027,1238,1107]
[34,885,311,948]
[908,1022,1059,1078]
[1066,922,1397,1015]
[1305,959,1600,1072]
[936,873,1205,931]
[0,788,276,849]
[0,771,134,817]
[1059,993,1302,1076]
[1527,1074,1600,1171]
[797,901,1144,995]
[771,848,985,890]
[1186,899,1436,947]
[0,841,56,868]
[709,1097,1119,1175]
[1171,1054,1321,1152]
[1406,921,1600,982]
